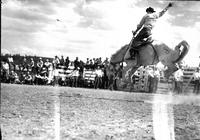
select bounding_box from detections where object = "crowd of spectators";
[1,54,199,94]
[1,54,111,89]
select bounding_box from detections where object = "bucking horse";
[108,40,190,88]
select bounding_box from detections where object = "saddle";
[129,37,153,60]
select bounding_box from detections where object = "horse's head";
[174,40,190,63]
[159,40,190,79]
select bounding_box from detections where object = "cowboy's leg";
[129,28,151,59]
[134,27,151,42]
[125,28,146,60]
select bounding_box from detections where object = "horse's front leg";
[120,61,138,88]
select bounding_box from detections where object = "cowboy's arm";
[158,3,173,17]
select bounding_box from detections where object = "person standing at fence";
[85,58,90,69]
[30,58,35,74]
[65,56,70,69]
[36,58,44,74]
[53,56,60,69]
[9,70,19,84]
[8,54,15,71]
[147,66,160,93]
[22,57,28,71]
[103,57,109,68]
[173,65,184,94]
[71,69,79,87]
[2,61,10,82]
[89,59,94,69]
[147,67,155,93]
[74,57,80,70]
[193,67,200,94]
[47,62,54,85]
[8,54,13,64]
[24,71,33,85]
[44,59,51,75]
[60,55,65,66]
[94,66,103,89]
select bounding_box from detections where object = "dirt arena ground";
[1,83,200,140]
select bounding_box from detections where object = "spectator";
[2,61,10,82]
[34,73,43,85]
[9,70,20,84]
[93,58,96,65]
[70,69,79,87]
[130,69,140,92]
[94,58,98,69]
[8,54,13,64]
[74,57,80,70]
[103,57,109,68]
[102,67,109,89]
[47,63,54,84]
[22,57,28,71]
[193,67,200,94]
[68,62,75,70]
[24,72,33,85]
[60,55,65,66]
[41,73,49,85]
[36,58,43,73]
[40,67,48,76]
[30,58,35,73]
[79,60,84,76]
[53,56,60,69]
[85,58,90,69]
[89,59,94,69]
[65,56,70,69]
[94,66,103,89]
[44,59,51,72]
[8,54,15,71]
[173,64,184,94]
[147,66,160,93]
[78,62,85,87]
[19,72,26,84]
[153,66,160,92]
[97,57,102,67]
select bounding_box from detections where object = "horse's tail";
[174,40,190,63]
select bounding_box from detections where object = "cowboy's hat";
[146,7,155,13]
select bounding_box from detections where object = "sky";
[1,0,200,66]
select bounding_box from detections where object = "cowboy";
[128,3,173,59]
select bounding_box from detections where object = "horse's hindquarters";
[138,44,157,66]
